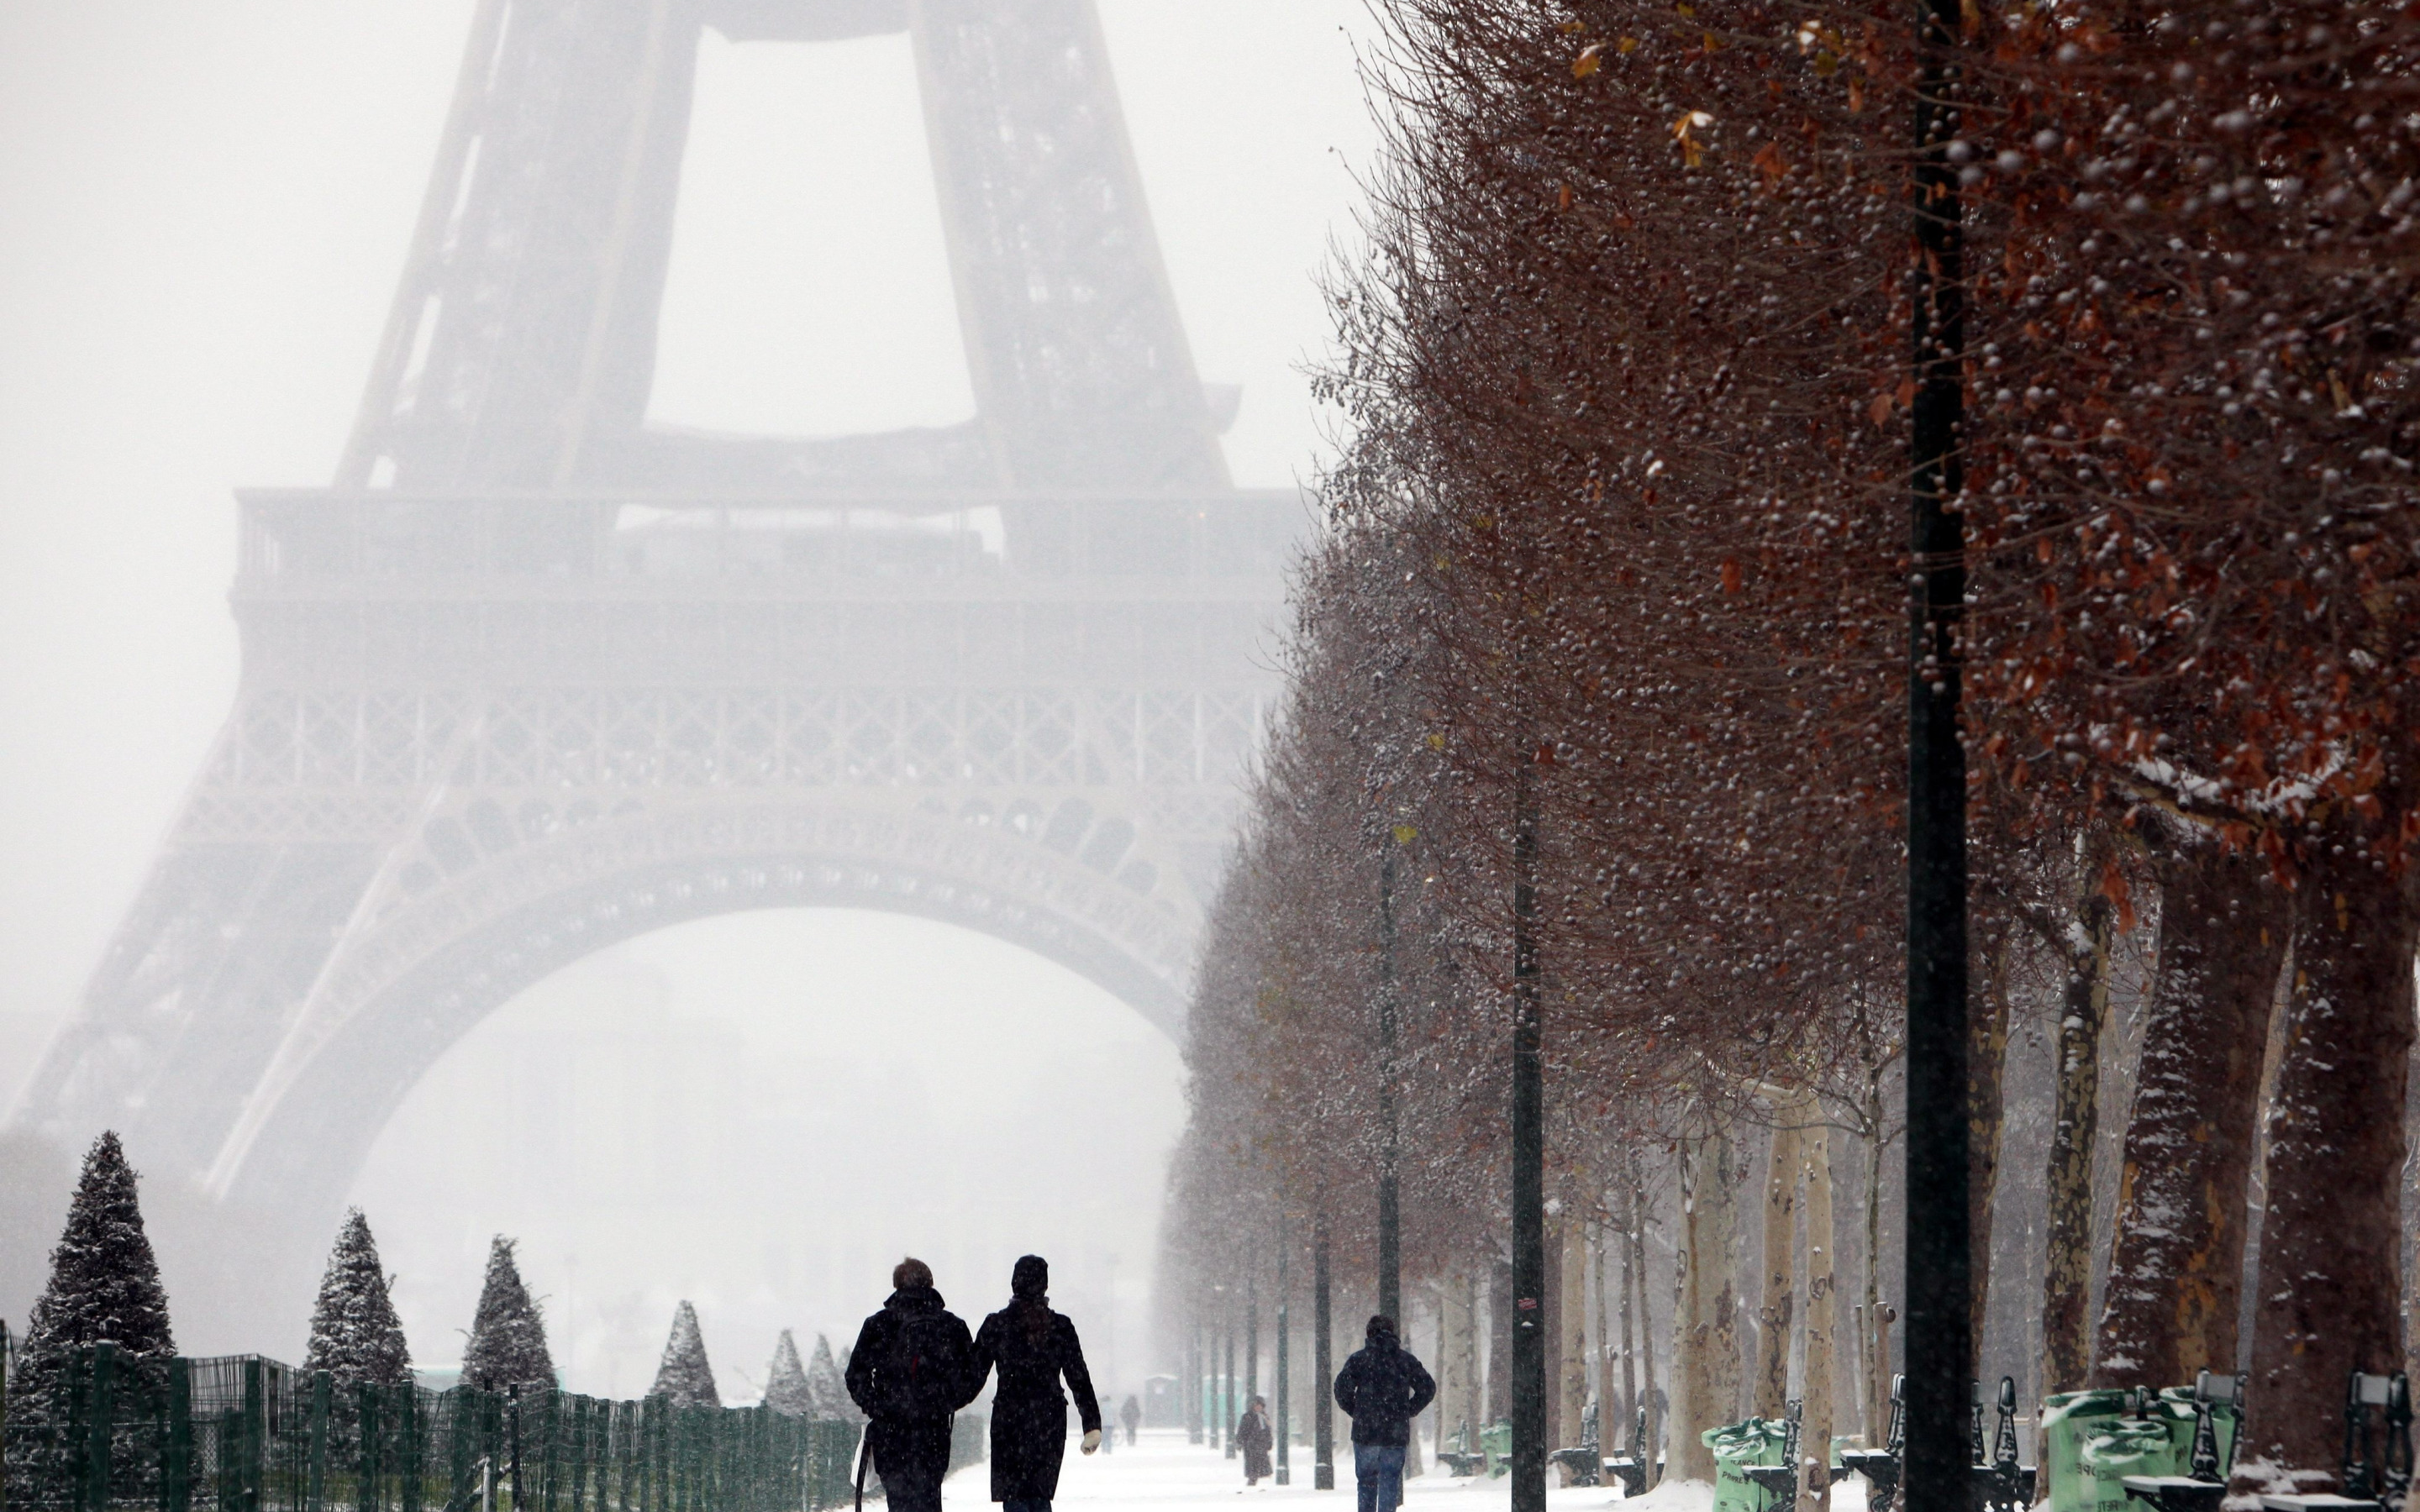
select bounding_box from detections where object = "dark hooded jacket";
[1235,1405,1274,1480]
[1333,1317,1435,1448]
[845,1285,979,1473]
[971,1257,1102,1501]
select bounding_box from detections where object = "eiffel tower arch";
[13,0,1296,1234]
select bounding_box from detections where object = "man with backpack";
[1333,1315,1436,1512]
[846,1257,981,1512]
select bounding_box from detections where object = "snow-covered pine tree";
[763,1330,812,1416]
[645,1300,718,1409]
[4,1131,177,1484]
[805,1333,857,1423]
[302,1209,411,1384]
[460,1236,554,1391]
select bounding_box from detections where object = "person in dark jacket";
[1235,1395,1275,1485]
[1119,1394,1141,1446]
[1333,1315,1436,1512]
[969,1255,1102,1512]
[845,1257,981,1512]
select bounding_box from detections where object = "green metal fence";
[3,1346,860,1512]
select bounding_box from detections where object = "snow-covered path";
[939,1431,1739,1512]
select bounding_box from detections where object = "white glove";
[1082,1429,1102,1455]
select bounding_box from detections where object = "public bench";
[1604,1405,1662,1497]
[1974,1376,2039,1512]
[1552,1400,1602,1486]
[1437,1420,1486,1478]
[1745,1399,1807,1509]
[2121,1371,2242,1512]
[1840,1375,1905,1512]
[2258,1372,2412,1512]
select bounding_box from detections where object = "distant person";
[1333,1315,1435,1512]
[1120,1394,1142,1446]
[970,1255,1103,1512]
[1235,1395,1274,1486]
[846,1257,980,1512]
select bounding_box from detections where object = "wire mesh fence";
[3,1345,862,1512]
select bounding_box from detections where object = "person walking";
[1235,1395,1275,1486]
[970,1255,1103,1512]
[845,1257,980,1512]
[1119,1394,1142,1446]
[1333,1315,1435,1512]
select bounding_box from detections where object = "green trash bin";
[2041,1390,2133,1512]
[1482,1419,1512,1478]
[2076,1419,2179,1512]
[1703,1418,1792,1512]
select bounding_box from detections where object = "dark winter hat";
[1012,1254,1049,1301]
[1366,1314,1397,1344]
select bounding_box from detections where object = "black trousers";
[868,1420,952,1512]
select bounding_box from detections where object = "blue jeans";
[1355,1445,1407,1512]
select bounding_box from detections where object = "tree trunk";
[1861,1074,1893,1439]
[1560,1219,1591,1467]
[1802,1110,1838,1512]
[1970,940,2015,1372]
[1755,1109,1804,1420]
[1444,1270,1479,1449]
[2091,838,2288,1388]
[2243,860,2416,1484]
[1595,1220,1617,1444]
[1544,1217,1565,1453]
[1629,1151,1659,1470]
[1618,1193,1639,1447]
[1405,1287,1427,1478]
[2407,1042,2420,1384]
[1428,1285,1448,1451]
[2039,859,2116,1395]
[1489,1255,1513,1425]
[1670,1125,1744,1480]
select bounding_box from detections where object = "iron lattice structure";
[15,0,1296,1229]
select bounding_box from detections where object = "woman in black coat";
[971,1255,1102,1512]
[1235,1395,1274,1485]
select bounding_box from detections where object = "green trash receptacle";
[1703,1419,1792,1512]
[2076,1419,2178,1512]
[1481,1420,1512,1478]
[2041,1390,2133,1512]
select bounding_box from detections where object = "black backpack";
[869,1309,963,1420]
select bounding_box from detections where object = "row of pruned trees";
[5,1134,854,1420]
[1165,0,2420,1492]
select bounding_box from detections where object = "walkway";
[938,1431,1741,1512]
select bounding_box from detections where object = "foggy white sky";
[355,911,1182,1398]
[0,1,1380,1377]
[0,1,1377,1053]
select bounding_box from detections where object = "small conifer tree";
[763,1330,812,1416]
[646,1300,718,1408]
[460,1236,553,1391]
[805,1333,857,1423]
[302,1210,411,1384]
[5,1132,176,1484]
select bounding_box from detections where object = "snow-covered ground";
[939,1431,1870,1512]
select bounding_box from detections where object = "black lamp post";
[1510,768,1545,1512]
[1903,0,1973,1504]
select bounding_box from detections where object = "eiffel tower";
[13,0,1294,1235]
